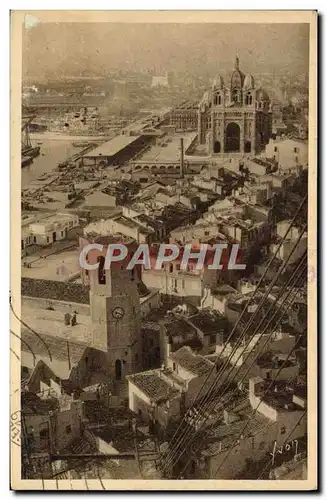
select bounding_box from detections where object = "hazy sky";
[22,23,310,79]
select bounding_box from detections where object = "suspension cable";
[161,229,307,473]
[176,259,307,478]
[164,255,306,476]
[161,210,307,469]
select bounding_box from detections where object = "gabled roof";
[127,371,180,403]
[170,346,214,376]
[82,134,141,158]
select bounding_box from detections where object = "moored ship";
[21,155,34,168]
[72,141,91,147]
[21,115,41,167]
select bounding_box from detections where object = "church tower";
[86,236,143,382]
[198,55,272,156]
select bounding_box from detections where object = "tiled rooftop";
[127,370,180,403]
[21,329,90,364]
[211,284,238,297]
[136,214,164,230]
[22,392,59,415]
[165,318,197,340]
[84,400,136,425]
[21,277,90,304]
[170,346,214,376]
[188,309,228,335]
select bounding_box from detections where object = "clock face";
[112,307,125,320]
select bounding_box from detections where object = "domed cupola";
[230,55,245,89]
[255,88,270,111]
[243,73,255,90]
[256,88,270,102]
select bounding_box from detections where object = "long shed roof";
[82,134,141,158]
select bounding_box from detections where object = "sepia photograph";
[10,10,317,490]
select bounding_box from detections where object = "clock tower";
[86,236,143,382]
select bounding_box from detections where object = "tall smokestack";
[180,137,184,178]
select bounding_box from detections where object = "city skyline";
[23,23,310,80]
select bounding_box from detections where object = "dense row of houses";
[20,126,308,479]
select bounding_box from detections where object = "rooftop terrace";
[22,248,80,282]
[21,306,93,345]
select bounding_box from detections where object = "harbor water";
[22,137,80,189]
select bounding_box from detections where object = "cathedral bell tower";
[86,236,143,382]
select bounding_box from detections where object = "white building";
[271,220,307,265]
[21,213,79,250]
[127,346,215,428]
[264,138,308,170]
[188,376,307,479]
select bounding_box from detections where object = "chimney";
[249,376,265,397]
[180,138,184,178]
[165,335,172,366]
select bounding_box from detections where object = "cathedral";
[198,57,272,156]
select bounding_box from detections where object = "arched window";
[214,95,218,105]
[97,256,106,285]
[218,95,222,105]
[249,95,253,105]
[115,359,122,381]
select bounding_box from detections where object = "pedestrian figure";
[64,313,71,325]
[71,312,77,326]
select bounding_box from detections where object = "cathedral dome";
[230,56,245,89]
[212,75,224,90]
[256,88,270,101]
[243,73,255,90]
